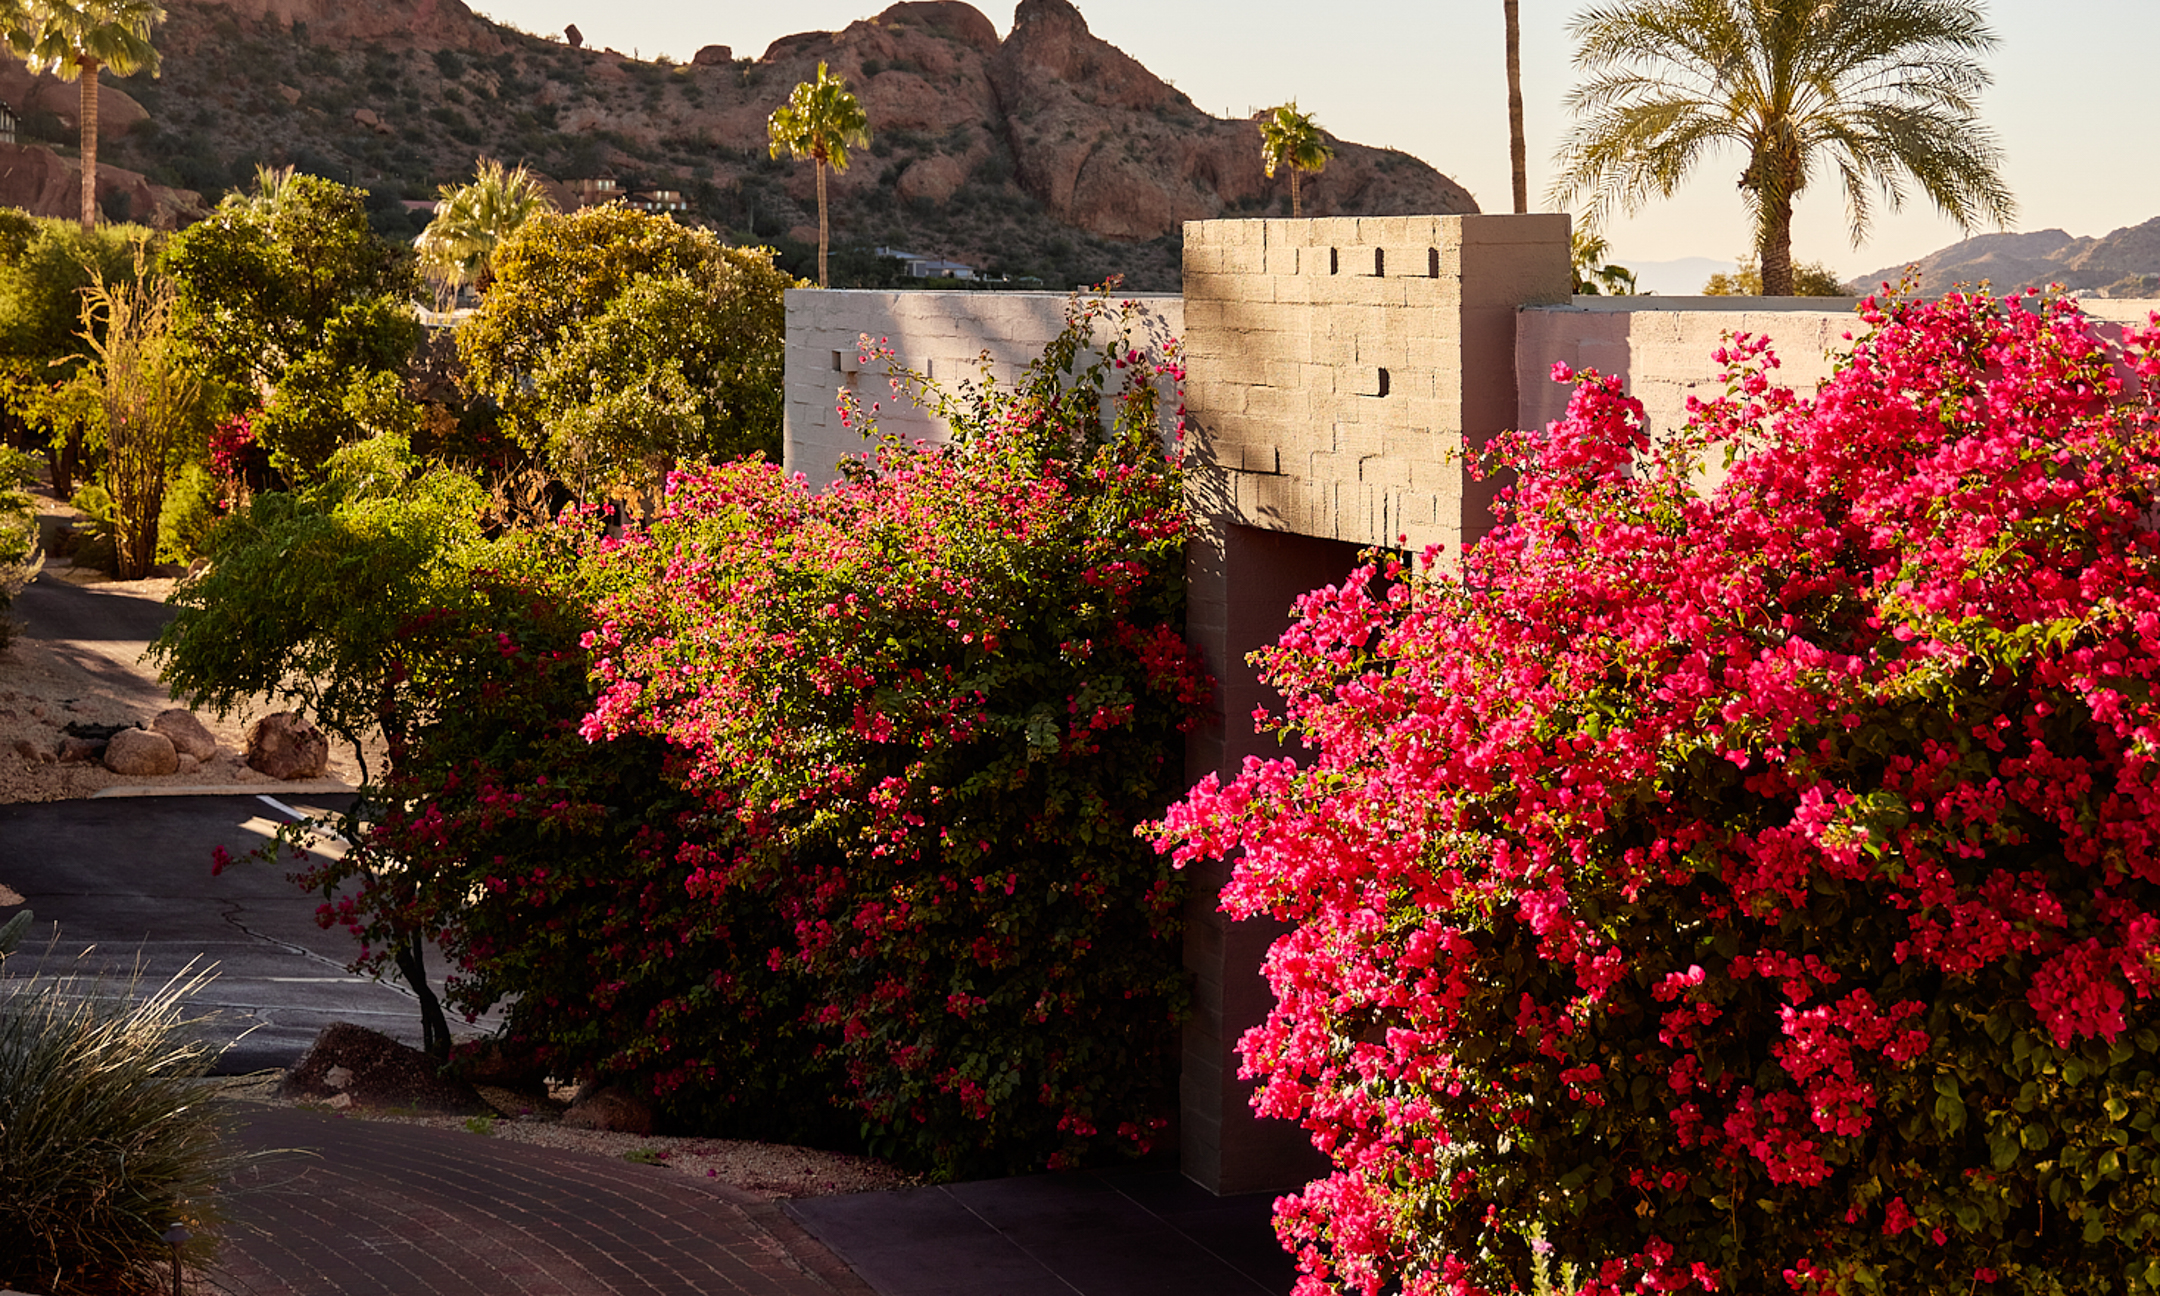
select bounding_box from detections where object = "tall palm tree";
[23,0,163,232]
[418,159,556,295]
[1260,102,1333,219]
[1505,0,1527,213]
[1549,0,2013,295]
[767,61,868,289]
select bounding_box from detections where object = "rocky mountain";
[1853,217,2160,299]
[9,0,1477,290]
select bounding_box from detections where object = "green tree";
[1550,0,2014,295]
[416,159,555,296]
[20,0,164,232]
[457,205,796,493]
[766,61,867,289]
[1701,256,1848,295]
[1260,101,1334,219]
[0,211,150,494]
[150,433,489,1059]
[163,171,420,478]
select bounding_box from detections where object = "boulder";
[152,708,218,761]
[896,154,965,206]
[56,736,103,763]
[690,44,731,67]
[245,712,328,780]
[278,1023,489,1115]
[352,106,380,127]
[104,728,177,777]
[564,23,582,49]
[276,84,301,105]
[561,1081,657,1135]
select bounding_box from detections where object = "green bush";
[0,960,235,1294]
[66,483,116,574]
[0,445,39,650]
[155,463,225,566]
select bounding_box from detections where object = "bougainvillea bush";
[572,295,1206,1175]
[333,296,1206,1176]
[1158,289,2160,1296]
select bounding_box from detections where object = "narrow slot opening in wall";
[831,350,845,372]
[1427,247,1440,277]
[1376,367,1391,398]
[1374,248,1386,277]
[1329,247,1339,275]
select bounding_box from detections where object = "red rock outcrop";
[0,143,202,227]
[98,0,1478,281]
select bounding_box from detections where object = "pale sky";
[474,0,2160,281]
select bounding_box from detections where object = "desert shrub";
[0,961,234,1294]
[1157,291,2160,1296]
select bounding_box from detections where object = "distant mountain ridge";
[26,0,1480,289]
[1853,217,2160,299]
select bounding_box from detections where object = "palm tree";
[418,160,556,297]
[1260,102,1333,219]
[1505,0,1527,213]
[23,0,164,232]
[767,61,868,289]
[1549,0,2013,295]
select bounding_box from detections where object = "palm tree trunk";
[1760,196,1795,295]
[816,158,829,288]
[1290,168,1301,219]
[78,57,100,232]
[1505,0,1527,213]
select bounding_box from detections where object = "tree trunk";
[394,933,453,1061]
[78,58,99,232]
[815,158,829,288]
[1290,167,1301,219]
[1759,195,1795,296]
[1505,0,1527,214]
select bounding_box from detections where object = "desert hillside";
[9,0,1479,290]
[1853,216,2160,299]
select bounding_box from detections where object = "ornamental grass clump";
[0,957,231,1294]
[1159,289,2160,1296]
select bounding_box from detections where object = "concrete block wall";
[1179,214,1573,555]
[782,288,1181,488]
[1516,296,1863,450]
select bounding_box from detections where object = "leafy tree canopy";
[163,170,420,477]
[1702,257,1850,296]
[457,205,798,492]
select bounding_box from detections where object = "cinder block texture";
[1517,298,1864,490]
[1181,214,1571,553]
[782,290,1182,488]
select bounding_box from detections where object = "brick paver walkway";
[208,1106,875,1296]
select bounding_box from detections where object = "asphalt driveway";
[0,792,478,1070]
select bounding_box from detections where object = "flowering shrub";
[1158,289,2160,1296]
[575,294,1206,1175]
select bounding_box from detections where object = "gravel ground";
[210,1073,918,1200]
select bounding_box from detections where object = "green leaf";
[1935,1090,1966,1135]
